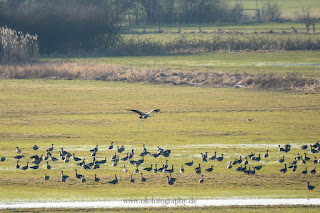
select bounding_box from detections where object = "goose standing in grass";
[180,165,184,173]
[121,153,130,161]
[123,165,128,173]
[94,174,100,183]
[15,160,20,169]
[14,155,24,160]
[244,157,248,165]
[16,147,21,154]
[208,152,216,161]
[143,164,153,172]
[302,167,308,175]
[254,163,263,171]
[199,175,204,184]
[205,165,213,172]
[75,169,83,179]
[227,161,232,169]
[263,150,269,158]
[32,145,38,151]
[81,177,86,183]
[140,173,146,182]
[134,166,139,174]
[61,170,69,182]
[301,145,308,150]
[109,175,118,184]
[280,164,287,173]
[313,157,318,164]
[72,153,81,162]
[304,153,310,161]
[21,162,29,170]
[44,172,50,181]
[107,142,114,150]
[254,154,261,162]
[153,164,158,173]
[310,167,316,174]
[166,176,175,185]
[185,160,193,166]
[129,175,135,183]
[47,144,54,152]
[278,155,285,163]
[217,154,224,162]
[46,161,51,170]
[90,145,99,153]
[307,182,315,190]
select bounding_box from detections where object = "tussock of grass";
[0,61,319,91]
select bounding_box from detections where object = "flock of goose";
[4,140,319,190]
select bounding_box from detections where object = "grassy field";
[0,79,319,203]
[64,51,320,77]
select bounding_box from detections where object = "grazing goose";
[263,150,269,158]
[301,145,308,150]
[72,153,81,162]
[75,169,83,179]
[205,165,213,172]
[169,174,176,182]
[280,164,287,173]
[185,160,193,166]
[150,153,160,158]
[302,167,308,175]
[140,173,147,182]
[21,162,29,170]
[94,174,100,183]
[199,175,204,184]
[107,142,114,150]
[16,147,21,154]
[291,165,297,172]
[310,167,316,174]
[278,155,285,163]
[97,157,107,165]
[46,161,51,170]
[81,177,86,183]
[15,160,20,169]
[44,172,50,181]
[307,182,315,190]
[180,165,185,173]
[14,155,24,160]
[143,164,153,172]
[108,175,118,184]
[123,165,128,173]
[254,163,263,171]
[134,166,139,174]
[227,161,232,169]
[51,156,58,162]
[313,157,318,164]
[32,145,39,150]
[129,175,135,183]
[310,145,318,154]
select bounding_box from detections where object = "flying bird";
[128,109,160,126]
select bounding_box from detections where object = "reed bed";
[0,26,39,65]
[1,61,319,91]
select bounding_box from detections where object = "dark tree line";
[0,0,232,54]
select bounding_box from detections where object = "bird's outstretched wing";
[147,109,160,114]
[129,109,145,116]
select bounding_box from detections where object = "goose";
[90,145,98,153]
[15,160,20,169]
[280,164,287,173]
[21,162,29,170]
[72,153,81,162]
[153,164,158,173]
[128,149,134,159]
[129,175,135,183]
[254,154,261,162]
[254,163,263,171]
[162,150,171,157]
[310,167,316,174]
[304,153,310,161]
[167,175,174,185]
[0,157,6,162]
[227,161,233,169]
[180,165,185,173]
[278,155,285,163]
[30,154,41,161]
[121,153,129,161]
[250,168,256,175]
[169,174,176,182]
[135,157,145,166]
[237,156,242,164]
[61,170,69,182]
[164,160,169,169]
[301,145,308,150]
[185,160,193,166]
[129,109,160,120]
[110,152,117,160]
[234,164,243,172]
[244,167,251,175]
[75,169,83,179]
[107,142,114,150]
[291,165,297,172]
[13,155,24,160]
[134,166,139,174]
[297,153,301,160]
[143,164,153,172]
[91,151,97,157]
[81,177,86,183]
[94,174,100,183]
[165,165,174,174]
[32,145,39,150]
[123,165,128,173]
[46,161,51,170]
[140,173,147,182]
[244,157,248,165]
[16,147,21,154]
[310,145,318,154]
[301,158,306,165]
[217,154,224,162]
[44,172,50,181]
[83,162,91,170]
[199,175,204,184]
[278,145,284,152]
[51,156,58,162]
[92,162,100,169]
[205,165,213,172]
[111,161,118,167]
[302,167,308,175]
[247,152,255,159]
[194,164,201,171]
[263,150,269,158]
[201,153,207,162]
[47,144,54,152]
[208,152,217,160]
[97,157,107,165]
[150,153,160,158]
[108,175,118,184]
[313,157,318,164]
[307,182,315,190]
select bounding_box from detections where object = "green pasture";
[66,51,320,77]
[0,80,319,202]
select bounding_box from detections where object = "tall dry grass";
[0,26,39,65]
[0,61,319,91]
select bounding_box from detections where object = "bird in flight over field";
[128,109,160,126]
